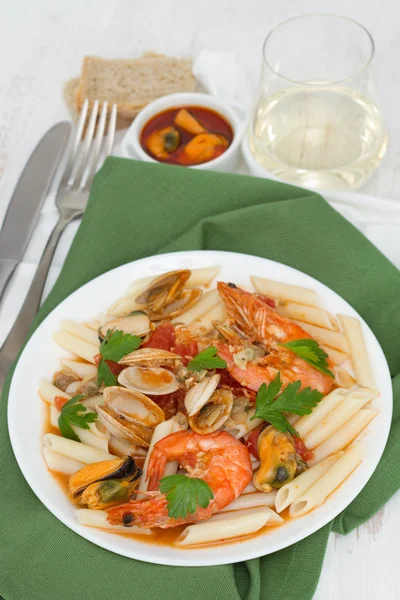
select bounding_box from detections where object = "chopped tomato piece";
[105,360,124,377]
[245,424,264,460]
[54,396,68,411]
[148,388,186,420]
[171,341,198,365]
[293,435,314,462]
[217,369,256,401]
[143,323,175,351]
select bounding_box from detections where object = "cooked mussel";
[146,126,181,159]
[253,425,297,492]
[118,366,179,395]
[69,456,141,509]
[181,133,228,165]
[99,311,151,339]
[96,386,165,448]
[174,108,205,134]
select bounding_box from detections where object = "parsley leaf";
[97,329,142,386]
[187,346,227,372]
[279,339,334,377]
[250,374,323,436]
[58,395,98,442]
[159,473,214,519]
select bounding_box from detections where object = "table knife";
[0,122,72,301]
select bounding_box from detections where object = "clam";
[134,269,202,320]
[69,455,141,509]
[184,374,234,434]
[53,370,79,392]
[189,389,234,434]
[96,386,165,448]
[118,366,179,396]
[119,348,181,367]
[99,311,151,339]
[253,425,297,492]
[76,374,100,397]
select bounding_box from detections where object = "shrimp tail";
[107,494,170,528]
[146,447,168,491]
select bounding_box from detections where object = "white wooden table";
[0,1,399,598]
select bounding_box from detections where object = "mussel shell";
[99,311,151,339]
[253,425,297,492]
[118,366,179,395]
[69,455,141,499]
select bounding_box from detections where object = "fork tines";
[66,99,117,191]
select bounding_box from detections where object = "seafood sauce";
[140,106,233,166]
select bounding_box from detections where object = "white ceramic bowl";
[121,93,247,173]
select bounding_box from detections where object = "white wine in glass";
[249,15,388,191]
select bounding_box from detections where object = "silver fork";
[0,100,117,388]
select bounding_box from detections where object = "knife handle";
[0,260,17,303]
[0,213,73,388]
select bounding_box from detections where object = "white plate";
[7,250,392,567]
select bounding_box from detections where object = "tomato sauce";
[140,106,233,166]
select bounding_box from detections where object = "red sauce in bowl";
[140,106,234,166]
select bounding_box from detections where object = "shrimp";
[106,430,252,529]
[216,282,334,395]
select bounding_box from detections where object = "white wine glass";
[248,14,388,191]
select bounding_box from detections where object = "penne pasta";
[242,481,258,494]
[59,320,100,345]
[53,331,99,364]
[320,345,348,366]
[81,394,104,410]
[60,359,97,379]
[310,409,378,465]
[220,492,277,512]
[289,443,364,517]
[43,433,116,464]
[333,366,357,389]
[251,276,320,307]
[275,453,342,513]
[76,509,152,535]
[276,302,339,331]
[304,387,379,449]
[43,448,85,475]
[186,265,221,288]
[84,319,101,332]
[139,415,188,492]
[38,378,70,405]
[65,381,81,395]
[172,290,220,326]
[187,301,226,336]
[338,315,375,388]
[292,320,349,352]
[295,387,351,438]
[108,435,147,459]
[176,507,272,546]
[49,406,109,452]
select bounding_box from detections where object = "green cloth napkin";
[1,158,399,600]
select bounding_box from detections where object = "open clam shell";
[118,366,179,396]
[189,388,234,434]
[135,270,191,309]
[185,374,220,417]
[99,311,151,339]
[147,288,202,321]
[119,348,181,367]
[96,387,165,448]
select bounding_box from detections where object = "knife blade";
[0,121,72,301]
